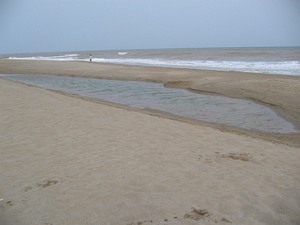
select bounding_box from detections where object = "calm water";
[1,74,297,133]
[5,47,300,76]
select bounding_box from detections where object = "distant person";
[90,54,92,62]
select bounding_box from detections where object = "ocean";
[5,47,300,76]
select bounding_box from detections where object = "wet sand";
[0,59,300,225]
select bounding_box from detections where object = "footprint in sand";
[184,208,232,224]
[25,179,58,192]
[37,180,58,188]
[216,152,252,162]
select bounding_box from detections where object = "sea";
[4,47,300,76]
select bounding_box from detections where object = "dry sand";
[0,59,300,225]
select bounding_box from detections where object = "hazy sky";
[1,0,300,54]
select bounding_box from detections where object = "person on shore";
[89,54,92,62]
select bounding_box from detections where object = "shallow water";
[1,74,297,133]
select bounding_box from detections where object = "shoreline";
[1,59,300,146]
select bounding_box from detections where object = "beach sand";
[0,59,300,225]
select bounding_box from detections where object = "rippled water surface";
[1,74,297,133]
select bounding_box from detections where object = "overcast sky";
[1,0,300,54]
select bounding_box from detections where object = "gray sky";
[1,0,300,54]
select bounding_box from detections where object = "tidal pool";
[1,74,297,133]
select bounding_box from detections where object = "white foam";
[9,54,79,61]
[92,58,300,76]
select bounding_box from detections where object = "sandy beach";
[0,59,300,225]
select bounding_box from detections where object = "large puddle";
[1,74,297,133]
